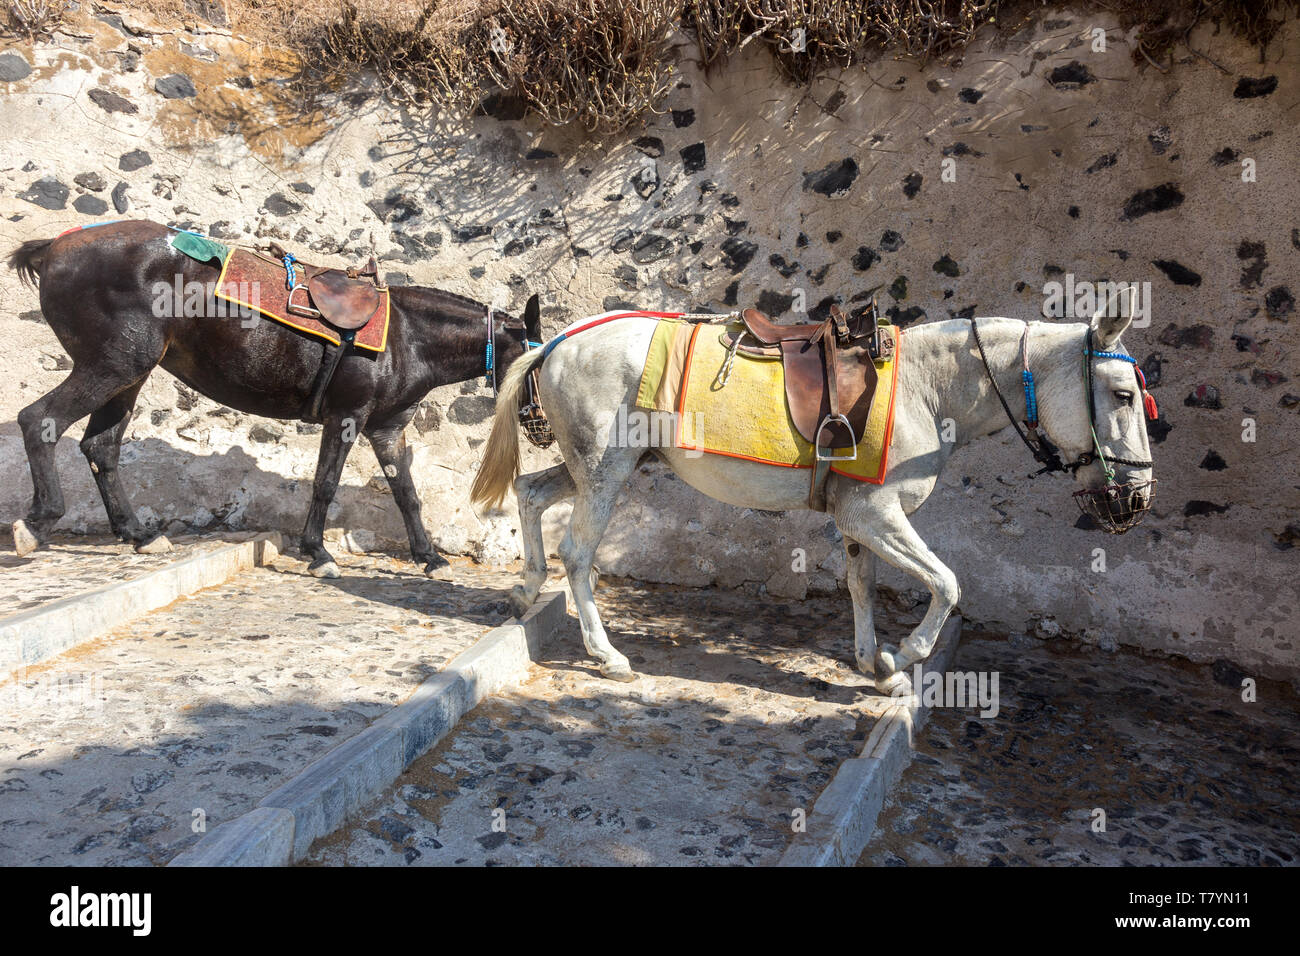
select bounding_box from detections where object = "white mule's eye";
[1113,389,1134,404]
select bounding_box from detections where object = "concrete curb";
[778,615,964,867]
[0,533,282,671]
[169,589,568,867]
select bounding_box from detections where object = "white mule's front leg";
[842,537,878,677]
[854,503,960,693]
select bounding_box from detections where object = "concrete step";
[1,532,280,671]
[0,533,237,619]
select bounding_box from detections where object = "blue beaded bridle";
[483,308,540,396]
[972,318,1155,478]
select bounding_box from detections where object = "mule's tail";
[471,347,549,510]
[9,237,54,289]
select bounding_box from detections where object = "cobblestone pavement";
[859,631,1300,866]
[305,580,914,866]
[9,533,1294,868]
[0,547,520,866]
[0,533,237,617]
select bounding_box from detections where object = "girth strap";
[304,329,355,423]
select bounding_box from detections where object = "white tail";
[470,348,548,509]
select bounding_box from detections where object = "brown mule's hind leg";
[14,363,161,556]
[79,383,171,554]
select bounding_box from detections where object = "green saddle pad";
[169,229,231,266]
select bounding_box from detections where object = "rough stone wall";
[1,5,1296,681]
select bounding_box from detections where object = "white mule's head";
[1035,297,1157,532]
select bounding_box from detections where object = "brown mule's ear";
[524,293,541,340]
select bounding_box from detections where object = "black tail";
[9,237,54,289]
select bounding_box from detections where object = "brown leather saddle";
[721,299,895,509]
[267,243,385,331]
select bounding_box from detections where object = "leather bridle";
[970,318,1156,481]
[484,309,535,397]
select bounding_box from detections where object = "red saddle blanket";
[214,248,390,353]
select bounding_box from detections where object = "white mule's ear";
[1090,287,1134,348]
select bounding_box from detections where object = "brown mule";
[8,220,541,576]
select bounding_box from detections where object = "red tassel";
[1143,391,1158,420]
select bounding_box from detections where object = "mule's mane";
[391,284,489,314]
[389,284,529,326]
[906,315,1110,362]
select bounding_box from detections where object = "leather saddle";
[723,302,892,448]
[267,243,384,331]
[721,300,895,509]
[261,244,386,421]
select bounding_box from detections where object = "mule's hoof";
[423,561,452,580]
[423,554,454,574]
[876,669,912,696]
[508,586,535,618]
[875,645,899,676]
[601,662,636,683]
[135,534,173,555]
[309,559,341,579]
[12,520,40,557]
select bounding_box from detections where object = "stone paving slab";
[0,552,523,866]
[0,533,241,618]
[1,533,281,670]
[858,631,1300,866]
[304,581,919,866]
[172,592,568,866]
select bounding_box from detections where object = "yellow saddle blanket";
[635,319,900,483]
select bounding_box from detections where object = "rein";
[970,319,1073,475]
[970,318,1156,479]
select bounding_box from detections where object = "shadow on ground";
[859,630,1300,866]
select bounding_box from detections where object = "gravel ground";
[6,534,1294,868]
[859,630,1300,866]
